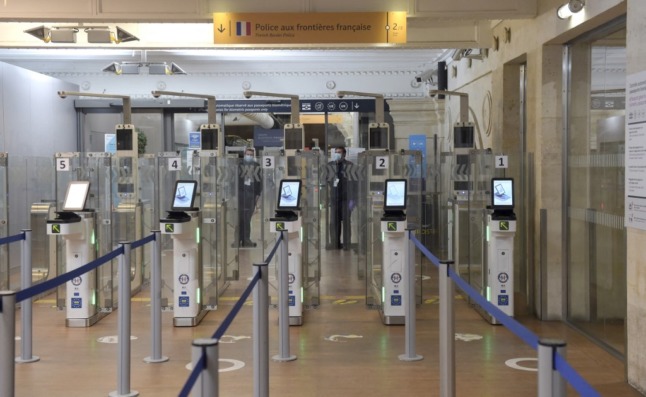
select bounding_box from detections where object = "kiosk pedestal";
[47,212,98,327]
[487,213,516,324]
[270,215,302,325]
[160,211,205,327]
[380,216,407,325]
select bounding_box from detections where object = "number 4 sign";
[495,155,508,169]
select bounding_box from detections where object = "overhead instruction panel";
[213,12,406,44]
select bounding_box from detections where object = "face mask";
[332,153,342,161]
[244,155,253,162]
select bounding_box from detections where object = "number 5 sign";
[57,158,70,171]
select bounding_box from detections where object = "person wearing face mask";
[237,147,263,248]
[327,146,356,250]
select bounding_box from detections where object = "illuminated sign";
[213,12,406,44]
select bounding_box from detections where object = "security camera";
[57,91,67,99]
[415,69,435,83]
[337,92,345,99]
[243,91,252,99]
[151,91,161,98]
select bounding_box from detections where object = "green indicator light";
[91,230,96,246]
[92,290,96,306]
[486,286,491,302]
[197,287,201,304]
[52,224,61,234]
[300,227,303,243]
[381,286,385,304]
[301,287,304,303]
[165,223,174,233]
[196,227,200,244]
[486,225,490,242]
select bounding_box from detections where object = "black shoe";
[242,240,257,248]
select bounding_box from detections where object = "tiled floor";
[9,245,644,396]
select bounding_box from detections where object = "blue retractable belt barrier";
[410,234,601,395]
[15,246,124,303]
[554,352,601,397]
[178,356,205,397]
[131,233,155,250]
[264,233,283,264]
[0,232,25,246]
[212,270,261,340]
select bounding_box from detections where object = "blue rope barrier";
[554,352,601,397]
[447,267,539,350]
[131,233,155,250]
[410,234,442,267]
[264,233,283,264]
[0,232,25,246]
[15,246,124,303]
[411,233,601,395]
[177,356,205,397]
[212,270,261,340]
[412,233,539,348]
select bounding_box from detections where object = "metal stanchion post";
[399,230,423,362]
[253,263,269,397]
[273,231,296,362]
[439,259,455,397]
[1,291,16,397]
[17,229,39,363]
[110,243,138,397]
[144,231,168,364]
[192,338,219,397]
[538,338,566,397]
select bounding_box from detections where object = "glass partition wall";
[565,20,627,356]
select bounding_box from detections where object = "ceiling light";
[24,25,138,44]
[102,62,122,75]
[102,62,187,75]
[24,25,51,42]
[557,0,585,19]
[115,27,139,43]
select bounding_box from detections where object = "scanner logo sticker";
[51,224,61,234]
[165,224,174,233]
[179,274,190,285]
[498,272,509,283]
[72,276,82,286]
[391,273,402,284]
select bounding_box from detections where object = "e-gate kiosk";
[46,181,98,327]
[160,180,206,326]
[486,177,516,323]
[380,179,408,324]
[270,179,303,325]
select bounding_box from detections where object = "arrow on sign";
[217,24,226,33]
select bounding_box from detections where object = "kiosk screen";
[171,180,198,210]
[63,181,91,211]
[384,179,407,210]
[491,178,514,209]
[284,126,304,150]
[277,179,302,210]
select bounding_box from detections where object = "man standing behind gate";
[328,146,356,250]
[238,147,262,248]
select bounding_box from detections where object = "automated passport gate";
[156,149,236,324]
[270,179,303,325]
[261,149,322,321]
[51,153,116,326]
[484,177,516,324]
[358,151,423,325]
[160,180,206,326]
[47,181,100,327]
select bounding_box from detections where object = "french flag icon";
[236,21,252,36]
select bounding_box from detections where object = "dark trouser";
[238,201,254,243]
[330,202,352,249]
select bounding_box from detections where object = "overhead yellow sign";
[213,12,406,45]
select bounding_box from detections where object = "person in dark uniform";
[238,147,262,247]
[328,146,356,250]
